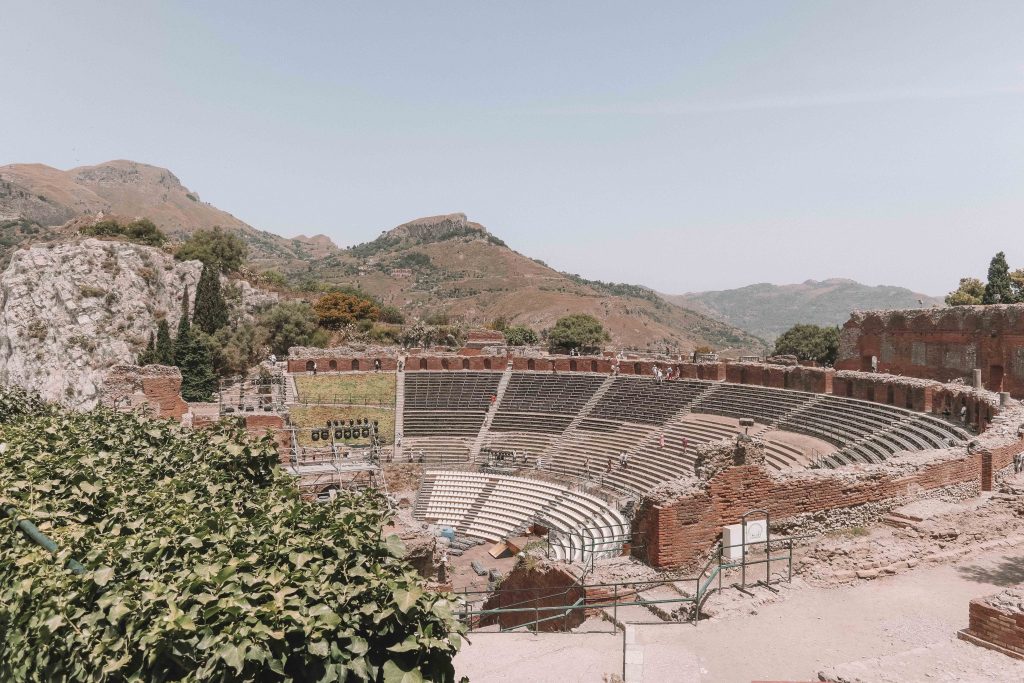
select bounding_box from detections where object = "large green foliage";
[176,227,248,274]
[945,277,985,306]
[547,314,609,354]
[194,263,229,335]
[0,389,464,681]
[258,302,329,357]
[772,324,840,365]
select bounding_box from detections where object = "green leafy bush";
[0,389,464,681]
[175,227,248,274]
[80,218,167,247]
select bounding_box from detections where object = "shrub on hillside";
[0,391,464,681]
[80,218,167,247]
[175,226,248,273]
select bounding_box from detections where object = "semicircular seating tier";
[413,471,629,562]
[399,371,973,495]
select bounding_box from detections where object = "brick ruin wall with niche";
[835,304,1024,397]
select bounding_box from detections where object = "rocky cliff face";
[0,239,279,409]
[0,238,202,408]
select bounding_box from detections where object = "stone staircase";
[542,375,616,468]
[412,473,435,517]
[467,362,514,462]
[393,365,406,460]
[284,373,298,404]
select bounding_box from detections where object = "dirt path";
[453,545,1024,682]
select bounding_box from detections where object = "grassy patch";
[290,405,395,445]
[294,373,395,405]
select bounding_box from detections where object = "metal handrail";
[2,506,85,575]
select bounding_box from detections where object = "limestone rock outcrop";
[0,238,203,408]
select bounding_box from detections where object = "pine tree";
[193,263,228,334]
[983,251,1015,304]
[155,319,173,364]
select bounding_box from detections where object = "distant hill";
[0,160,328,263]
[0,159,767,354]
[307,213,768,354]
[666,279,944,342]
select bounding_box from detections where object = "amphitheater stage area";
[453,543,1024,682]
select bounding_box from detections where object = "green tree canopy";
[772,323,840,365]
[193,263,229,335]
[175,227,248,274]
[209,321,264,377]
[945,277,985,306]
[547,314,609,354]
[258,301,329,357]
[983,251,1015,304]
[313,292,380,330]
[504,325,538,346]
[0,387,463,681]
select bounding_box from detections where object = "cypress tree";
[177,284,192,339]
[174,330,219,402]
[193,263,228,334]
[172,282,217,401]
[137,332,157,366]
[155,319,173,364]
[983,251,1014,304]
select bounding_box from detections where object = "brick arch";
[305,360,315,372]
[328,359,337,371]
[351,359,360,371]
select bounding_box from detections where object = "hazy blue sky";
[3,1,1023,295]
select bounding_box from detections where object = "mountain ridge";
[666,280,944,342]
[0,160,767,354]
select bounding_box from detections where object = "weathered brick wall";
[479,562,585,631]
[835,305,1024,397]
[960,590,1024,659]
[286,356,399,373]
[103,364,189,419]
[244,414,291,460]
[633,437,1024,569]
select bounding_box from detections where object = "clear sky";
[2,1,1023,295]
